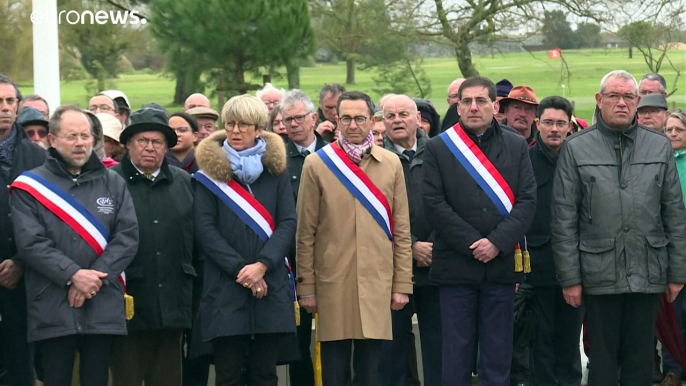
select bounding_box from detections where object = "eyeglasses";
[55,134,93,142]
[601,93,638,103]
[173,126,191,134]
[225,121,255,133]
[263,100,280,106]
[199,123,216,131]
[460,97,491,107]
[339,115,369,126]
[638,108,665,116]
[27,128,48,138]
[665,126,686,134]
[135,138,165,149]
[88,104,114,113]
[539,120,570,128]
[283,113,311,125]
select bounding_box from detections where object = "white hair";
[281,89,316,114]
[599,70,638,94]
[256,82,285,99]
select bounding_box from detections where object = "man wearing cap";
[184,93,212,111]
[18,106,50,149]
[97,113,124,164]
[495,79,514,122]
[101,90,131,127]
[109,107,195,386]
[0,74,45,386]
[187,106,219,143]
[638,93,670,131]
[10,105,138,385]
[501,85,540,146]
[18,94,50,120]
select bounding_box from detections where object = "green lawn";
[17,48,686,122]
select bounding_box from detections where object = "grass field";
[17,48,686,122]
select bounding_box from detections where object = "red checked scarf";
[339,132,374,164]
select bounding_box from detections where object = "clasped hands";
[236,262,269,299]
[69,269,108,308]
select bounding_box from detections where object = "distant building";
[600,33,629,48]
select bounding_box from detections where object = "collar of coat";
[287,131,327,158]
[118,154,173,185]
[196,130,287,182]
[46,147,106,180]
[595,114,638,140]
[383,127,429,159]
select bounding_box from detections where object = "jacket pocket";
[182,263,197,277]
[579,238,617,286]
[646,236,669,284]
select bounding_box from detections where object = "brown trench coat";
[296,144,413,341]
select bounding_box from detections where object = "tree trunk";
[173,68,202,105]
[97,76,105,93]
[454,43,479,78]
[286,61,300,89]
[629,45,633,59]
[346,59,356,85]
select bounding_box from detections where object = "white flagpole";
[31,0,61,114]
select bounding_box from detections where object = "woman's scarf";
[339,132,374,164]
[222,138,267,185]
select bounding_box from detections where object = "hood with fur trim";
[195,130,287,182]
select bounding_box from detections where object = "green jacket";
[676,149,686,204]
[111,156,196,331]
[551,116,686,295]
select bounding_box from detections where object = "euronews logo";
[31,10,146,25]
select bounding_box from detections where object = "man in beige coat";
[296,91,413,386]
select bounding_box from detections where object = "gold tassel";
[314,313,323,386]
[514,248,523,272]
[294,301,300,326]
[124,294,134,321]
[523,251,531,273]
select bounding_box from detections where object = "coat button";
[156,252,161,256]
[158,283,163,288]
[7,213,10,218]
[153,220,159,224]
[292,176,297,180]
[7,237,11,242]
[297,277,303,283]
[620,184,627,189]
[624,227,629,232]
[482,208,487,212]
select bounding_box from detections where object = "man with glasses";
[297,91,412,386]
[18,106,50,149]
[109,106,195,386]
[257,83,285,113]
[88,94,119,117]
[10,105,139,386]
[187,106,219,143]
[422,76,536,385]
[552,70,686,385]
[526,96,584,385]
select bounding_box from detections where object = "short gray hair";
[281,89,316,114]
[599,70,638,95]
[256,83,285,100]
[641,73,667,94]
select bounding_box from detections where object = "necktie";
[301,149,311,157]
[403,150,416,161]
[144,173,154,180]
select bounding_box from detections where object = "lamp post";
[31,0,61,112]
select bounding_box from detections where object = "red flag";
[548,48,562,59]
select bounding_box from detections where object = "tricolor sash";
[10,171,135,317]
[193,171,299,321]
[316,142,394,241]
[439,124,530,273]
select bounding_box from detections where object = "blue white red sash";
[440,123,530,272]
[317,142,394,241]
[439,123,515,217]
[10,171,128,288]
[193,171,296,295]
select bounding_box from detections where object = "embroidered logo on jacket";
[96,197,114,214]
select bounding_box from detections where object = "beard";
[56,145,93,170]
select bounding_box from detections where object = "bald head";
[447,78,466,105]
[383,95,420,149]
[184,93,211,111]
[379,93,397,108]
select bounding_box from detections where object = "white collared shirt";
[132,163,161,180]
[393,139,417,160]
[294,138,317,155]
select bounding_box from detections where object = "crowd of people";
[0,68,684,386]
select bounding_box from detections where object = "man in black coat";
[380,95,441,386]
[0,74,45,386]
[110,107,195,386]
[281,89,327,386]
[527,96,584,385]
[423,76,536,385]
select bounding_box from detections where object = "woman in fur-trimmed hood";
[193,94,297,384]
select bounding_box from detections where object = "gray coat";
[10,150,139,342]
[551,116,686,295]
